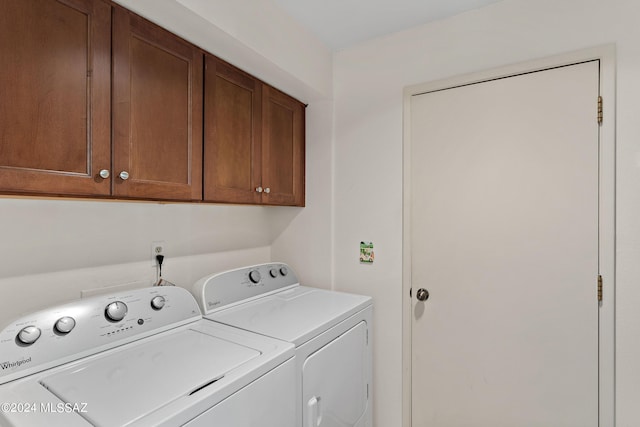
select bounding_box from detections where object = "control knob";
[279,266,288,276]
[54,316,76,334]
[105,301,128,322]
[249,270,262,284]
[151,296,166,310]
[17,326,41,345]
[269,268,278,278]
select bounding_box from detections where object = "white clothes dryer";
[0,286,295,427]
[193,263,373,427]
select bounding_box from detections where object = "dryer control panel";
[193,262,299,315]
[0,286,201,385]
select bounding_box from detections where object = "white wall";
[0,243,271,329]
[0,196,289,327]
[333,0,640,425]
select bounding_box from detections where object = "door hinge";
[597,96,603,125]
[597,275,603,302]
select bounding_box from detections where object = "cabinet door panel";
[0,0,111,196]
[262,86,305,206]
[113,7,202,200]
[204,57,261,204]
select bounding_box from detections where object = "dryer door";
[302,321,368,427]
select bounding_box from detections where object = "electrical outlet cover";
[151,241,166,267]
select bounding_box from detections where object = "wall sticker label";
[360,241,374,264]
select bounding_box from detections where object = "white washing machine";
[193,263,373,427]
[0,286,295,427]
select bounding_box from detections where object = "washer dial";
[17,326,41,345]
[54,316,76,334]
[105,301,128,322]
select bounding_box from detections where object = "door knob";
[416,288,429,301]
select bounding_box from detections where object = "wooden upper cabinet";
[203,55,305,206]
[262,85,305,206]
[0,0,303,205]
[112,7,203,201]
[203,56,262,204]
[0,0,111,196]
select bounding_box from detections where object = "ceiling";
[272,0,504,51]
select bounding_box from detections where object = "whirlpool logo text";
[0,357,32,370]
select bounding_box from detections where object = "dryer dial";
[249,270,262,284]
[105,301,128,322]
[151,296,166,310]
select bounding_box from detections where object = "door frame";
[401,45,616,427]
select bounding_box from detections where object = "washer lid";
[207,286,372,346]
[40,328,259,427]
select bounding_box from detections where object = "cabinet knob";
[98,169,110,179]
[119,171,130,181]
[256,186,263,193]
[264,187,271,194]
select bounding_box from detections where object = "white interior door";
[410,61,600,426]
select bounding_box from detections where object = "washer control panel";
[0,286,201,385]
[193,262,299,314]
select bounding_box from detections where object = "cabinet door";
[203,57,262,204]
[0,0,111,196]
[112,7,203,201]
[262,86,305,206]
